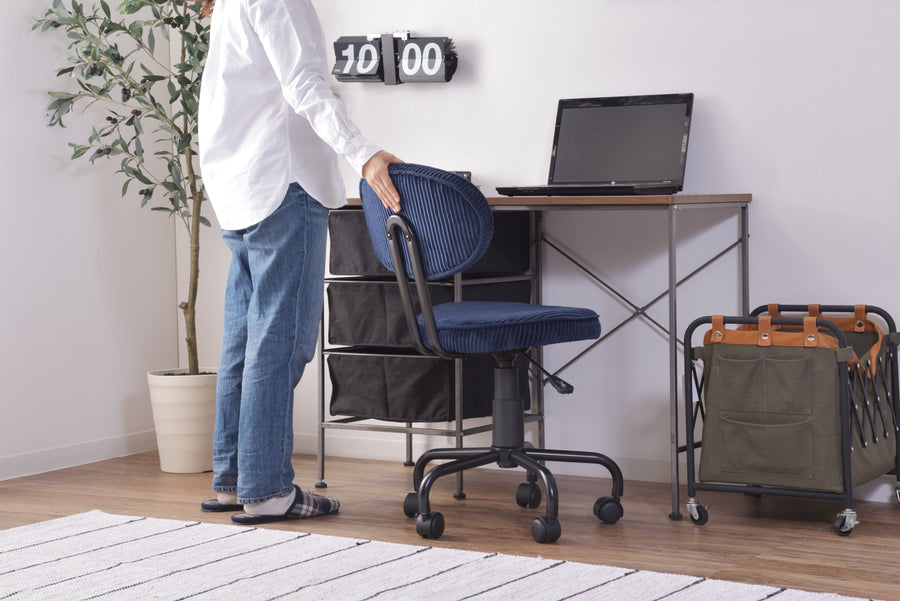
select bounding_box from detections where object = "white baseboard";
[0,430,158,481]
[293,431,438,465]
[7,431,896,506]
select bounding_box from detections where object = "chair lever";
[519,352,574,394]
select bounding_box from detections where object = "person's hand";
[362,150,403,212]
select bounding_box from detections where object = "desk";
[322,193,751,517]
[486,194,751,519]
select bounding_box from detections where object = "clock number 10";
[340,42,380,75]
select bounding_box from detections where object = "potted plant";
[35,0,215,472]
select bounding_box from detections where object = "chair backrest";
[359,163,493,281]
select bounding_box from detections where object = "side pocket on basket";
[719,415,814,478]
[706,351,815,480]
[712,355,812,414]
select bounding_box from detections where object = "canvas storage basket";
[698,309,897,493]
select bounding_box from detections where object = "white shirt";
[199,0,380,230]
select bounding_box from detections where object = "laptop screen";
[548,94,693,187]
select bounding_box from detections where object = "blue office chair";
[360,163,624,543]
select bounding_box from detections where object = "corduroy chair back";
[360,163,493,281]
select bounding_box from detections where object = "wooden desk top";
[484,193,751,209]
[346,193,751,209]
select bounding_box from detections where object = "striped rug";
[0,511,877,601]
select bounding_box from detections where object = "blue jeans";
[212,183,328,504]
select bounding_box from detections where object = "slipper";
[231,485,340,525]
[200,499,243,513]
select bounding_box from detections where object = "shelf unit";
[316,207,542,493]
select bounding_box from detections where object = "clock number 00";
[340,42,380,75]
[401,41,443,77]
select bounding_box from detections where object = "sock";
[244,488,296,516]
[217,492,238,505]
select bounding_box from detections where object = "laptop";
[496,93,693,197]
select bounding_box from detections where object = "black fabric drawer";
[329,209,531,277]
[327,280,533,347]
[327,350,530,422]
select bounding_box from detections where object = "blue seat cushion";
[418,301,601,354]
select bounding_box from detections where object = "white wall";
[0,1,178,479]
[305,0,900,498]
[6,1,900,502]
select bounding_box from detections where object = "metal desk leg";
[741,204,750,315]
[668,206,682,520]
[669,203,750,517]
[316,317,327,488]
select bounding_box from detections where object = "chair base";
[403,357,623,543]
[404,443,624,543]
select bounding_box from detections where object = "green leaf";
[168,160,183,184]
[47,97,72,112]
[176,133,191,153]
[125,165,153,185]
[119,0,144,15]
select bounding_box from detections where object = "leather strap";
[854,305,866,332]
[707,315,725,344]
[803,317,818,347]
[757,316,772,347]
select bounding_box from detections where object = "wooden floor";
[2,452,899,600]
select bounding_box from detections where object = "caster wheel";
[531,515,561,543]
[416,512,445,539]
[593,496,623,524]
[403,492,419,518]
[833,516,853,537]
[689,504,709,525]
[516,482,542,508]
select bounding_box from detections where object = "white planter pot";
[147,368,217,473]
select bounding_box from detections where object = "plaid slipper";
[231,485,340,525]
[200,499,243,512]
